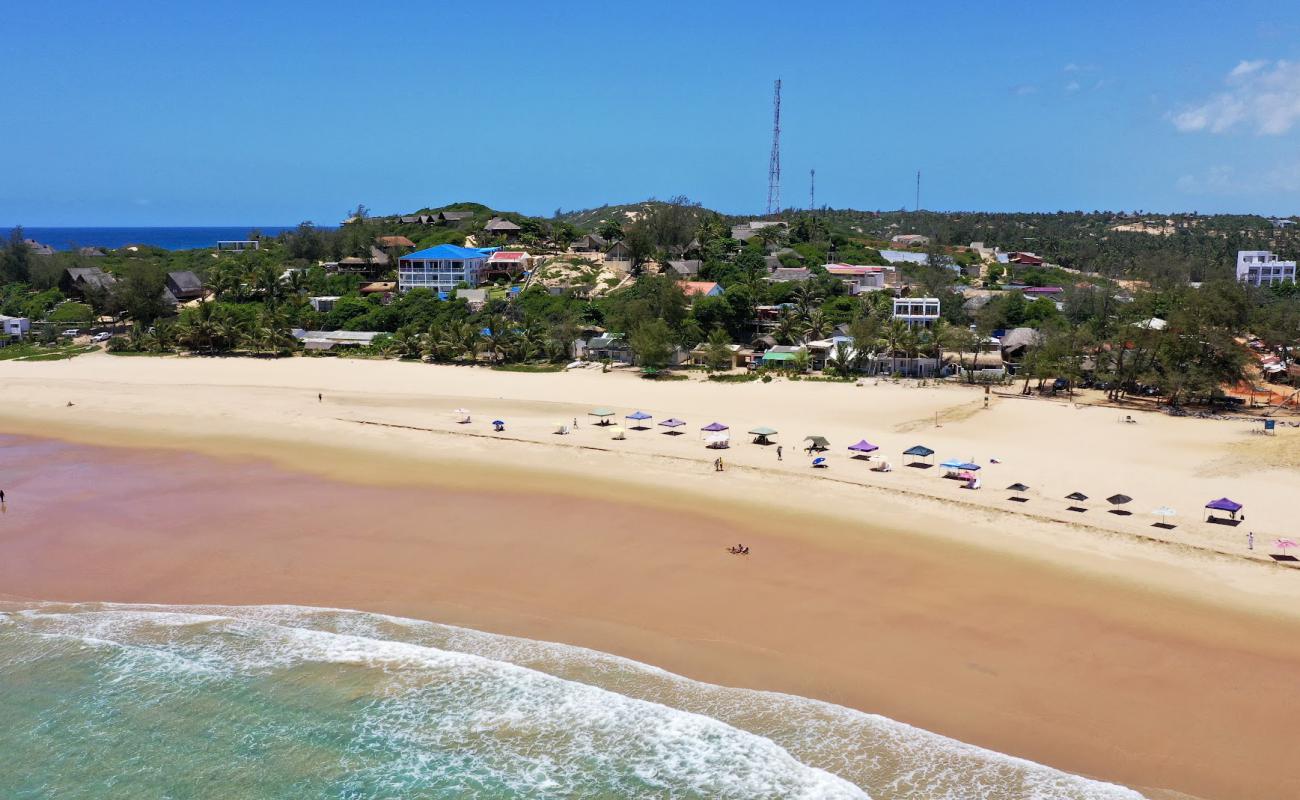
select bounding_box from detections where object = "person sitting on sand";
[741,546,750,555]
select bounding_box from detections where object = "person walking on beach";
[573,417,579,430]
[318,393,322,403]
[1248,531,1254,551]
[0,489,5,504]
[776,445,783,461]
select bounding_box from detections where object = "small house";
[292,329,382,351]
[484,251,531,281]
[769,267,811,283]
[890,234,930,246]
[689,342,755,370]
[586,333,633,364]
[437,211,474,225]
[666,259,701,277]
[604,240,631,263]
[571,234,608,253]
[165,271,205,302]
[484,216,522,242]
[309,296,341,313]
[824,264,889,294]
[60,267,117,298]
[1007,252,1044,266]
[681,281,723,299]
[761,345,807,368]
[0,314,31,343]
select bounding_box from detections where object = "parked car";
[61,328,81,337]
[91,332,112,343]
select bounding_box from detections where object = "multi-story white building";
[1236,251,1296,286]
[892,297,941,328]
[397,244,488,294]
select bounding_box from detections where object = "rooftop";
[401,244,487,261]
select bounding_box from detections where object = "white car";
[62,328,81,337]
[91,332,112,343]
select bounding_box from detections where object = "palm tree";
[803,309,831,341]
[773,309,801,345]
[883,318,909,375]
[454,322,482,362]
[482,316,514,363]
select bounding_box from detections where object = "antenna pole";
[766,79,782,216]
[915,170,921,212]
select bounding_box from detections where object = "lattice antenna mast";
[809,168,815,212]
[915,170,921,212]
[766,79,781,216]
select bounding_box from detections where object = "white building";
[397,244,488,294]
[1236,251,1296,286]
[892,297,941,329]
[824,264,890,294]
[0,315,31,342]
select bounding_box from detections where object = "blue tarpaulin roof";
[402,244,486,261]
[904,445,934,457]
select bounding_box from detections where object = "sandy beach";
[3,353,1300,799]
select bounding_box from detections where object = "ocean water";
[0,602,1147,800]
[17,227,307,252]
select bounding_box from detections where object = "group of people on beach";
[726,544,750,555]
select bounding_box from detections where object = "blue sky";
[5,0,1300,224]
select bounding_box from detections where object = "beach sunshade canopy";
[659,418,686,427]
[960,462,981,471]
[626,411,653,420]
[1277,538,1298,550]
[1106,494,1133,506]
[805,435,830,447]
[848,440,879,453]
[1205,497,1243,512]
[1065,492,1089,501]
[589,408,615,417]
[904,445,935,457]
[813,457,827,465]
[701,422,729,432]
[1152,506,1176,517]
[1006,483,1030,492]
[940,459,966,469]
[492,420,505,425]
[748,426,778,436]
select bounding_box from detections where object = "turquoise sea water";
[0,603,1147,800]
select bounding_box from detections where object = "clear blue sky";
[5,0,1299,225]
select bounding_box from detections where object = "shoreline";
[4,355,1300,798]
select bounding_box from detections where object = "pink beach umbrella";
[1276,538,1298,555]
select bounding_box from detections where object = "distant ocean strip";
[18,227,322,252]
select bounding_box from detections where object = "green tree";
[703,325,734,371]
[628,318,675,368]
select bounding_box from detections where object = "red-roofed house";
[1007,252,1044,266]
[484,251,532,281]
[681,281,724,299]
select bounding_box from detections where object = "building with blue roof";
[397,244,488,293]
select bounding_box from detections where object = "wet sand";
[2,434,1299,800]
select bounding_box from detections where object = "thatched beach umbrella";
[1106,494,1133,515]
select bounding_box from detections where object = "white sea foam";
[1,601,1150,799]
[2,602,867,799]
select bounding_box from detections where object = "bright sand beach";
[3,353,1300,799]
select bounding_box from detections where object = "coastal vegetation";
[2,201,1297,409]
